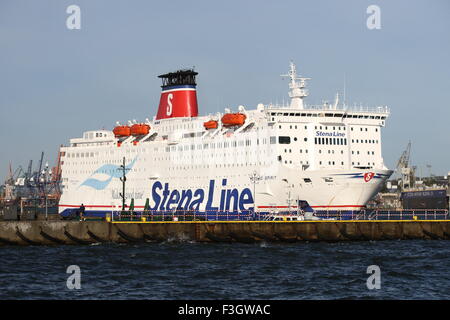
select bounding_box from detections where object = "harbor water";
[0,240,449,300]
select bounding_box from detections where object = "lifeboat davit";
[221,113,246,127]
[203,120,218,130]
[113,125,131,137]
[130,123,150,136]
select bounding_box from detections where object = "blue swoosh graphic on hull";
[80,176,114,190]
[78,157,137,190]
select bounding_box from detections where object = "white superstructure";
[58,62,392,216]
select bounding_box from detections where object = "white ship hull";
[59,167,392,214]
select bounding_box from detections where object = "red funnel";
[156,70,199,120]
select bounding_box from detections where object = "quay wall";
[1,220,450,245]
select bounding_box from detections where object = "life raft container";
[203,120,218,130]
[221,113,246,127]
[113,126,131,137]
[130,123,150,136]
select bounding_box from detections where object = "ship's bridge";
[265,104,389,127]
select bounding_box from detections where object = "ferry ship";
[58,62,393,218]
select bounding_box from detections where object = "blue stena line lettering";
[150,179,254,211]
[315,131,345,137]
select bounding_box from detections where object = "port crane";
[25,160,33,185]
[2,150,62,201]
[396,141,415,190]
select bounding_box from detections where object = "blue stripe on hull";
[60,208,255,220]
[60,209,448,221]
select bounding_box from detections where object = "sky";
[1,0,449,182]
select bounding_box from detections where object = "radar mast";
[281,61,311,109]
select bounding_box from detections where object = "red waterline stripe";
[311,205,365,208]
[258,206,296,209]
[59,204,146,208]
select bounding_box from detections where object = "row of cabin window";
[284,149,374,155]
[318,150,344,154]
[352,139,379,144]
[279,157,376,167]
[66,145,148,158]
[166,139,261,152]
[283,160,309,165]
[315,137,347,145]
[315,126,344,130]
[353,162,376,166]
[285,149,309,153]
[352,151,376,155]
[168,162,272,170]
[278,124,379,133]
[351,127,378,132]
[157,122,198,131]
[316,161,376,166]
[282,159,374,167]
[271,112,386,120]
[71,141,109,147]
[319,161,343,165]
[66,152,97,158]
[278,125,308,130]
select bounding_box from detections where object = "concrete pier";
[0,220,450,245]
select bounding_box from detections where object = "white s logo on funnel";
[166,93,173,116]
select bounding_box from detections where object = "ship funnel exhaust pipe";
[155,69,199,120]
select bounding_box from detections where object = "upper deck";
[265,103,389,127]
[267,103,389,116]
[62,61,390,159]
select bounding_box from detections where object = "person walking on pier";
[79,204,85,221]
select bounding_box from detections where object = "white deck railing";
[266,104,390,115]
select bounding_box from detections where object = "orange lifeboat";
[203,120,218,130]
[113,125,131,137]
[221,113,246,127]
[130,123,150,136]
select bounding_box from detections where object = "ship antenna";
[281,61,310,109]
[343,73,346,108]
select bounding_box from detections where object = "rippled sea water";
[0,240,449,299]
